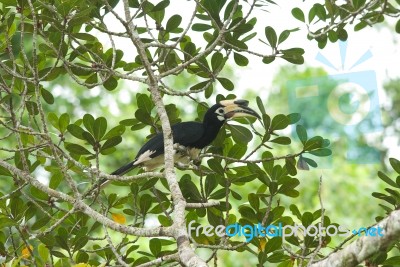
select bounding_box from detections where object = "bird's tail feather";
[111,161,137,175]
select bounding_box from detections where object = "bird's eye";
[217,108,224,114]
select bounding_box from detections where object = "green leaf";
[264,26,277,48]
[289,204,302,220]
[48,112,59,130]
[211,52,223,72]
[140,194,152,214]
[67,124,86,140]
[83,114,95,135]
[26,101,39,115]
[149,238,161,257]
[287,113,301,124]
[38,243,50,261]
[281,54,304,65]
[296,125,307,144]
[270,114,289,131]
[180,176,202,201]
[58,113,70,133]
[301,212,314,227]
[262,56,275,64]
[291,8,305,22]
[396,19,400,34]
[227,144,246,159]
[304,136,323,151]
[103,125,125,140]
[270,137,291,145]
[378,171,398,188]
[303,157,317,168]
[256,96,266,115]
[389,158,400,174]
[207,158,224,175]
[104,76,118,91]
[278,31,291,45]
[217,77,234,90]
[65,143,92,155]
[101,136,122,152]
[308,148,332,157]
[233,52,249,67]
[205,174,218,197]
[229,124,252,143]
[192,23,212,31]
[0,217,16,228]
[166,14,182,32]
[41,88,54,104]
[384,256,400,265]
[152,0,169,12]
[93,117,107,141]
[265,237,282,254]
[85,74,98,88]
[337,28,348,41]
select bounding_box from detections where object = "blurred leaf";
[111,213,126,224]
[287,113,301,124]
[296,125,307,144]
[389,158,400,174]
[378,171,398,188]
[149,238,161,257]
[22,245,33,258]
[396,19,400,34]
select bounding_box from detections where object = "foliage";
[0,0,399,266]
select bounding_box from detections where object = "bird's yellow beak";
[219,99,261,120]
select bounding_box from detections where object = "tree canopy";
[0,0,400,266]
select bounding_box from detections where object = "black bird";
[109,99,260,176]
[90,99,259,192]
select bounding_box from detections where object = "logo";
[287,41,382,165]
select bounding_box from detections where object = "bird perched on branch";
[91,99,260,191]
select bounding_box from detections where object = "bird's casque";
[109,99,260,176]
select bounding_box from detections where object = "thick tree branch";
[310,210,400,267]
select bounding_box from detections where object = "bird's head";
[205,99,261,124]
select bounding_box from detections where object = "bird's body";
[95,99,260,190]
[111,121,215,175]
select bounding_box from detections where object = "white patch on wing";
[134,150,156,165]
[139,146,201,171]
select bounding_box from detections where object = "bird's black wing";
[111,122,204,175]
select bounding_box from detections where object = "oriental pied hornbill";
[95,99,259,187]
